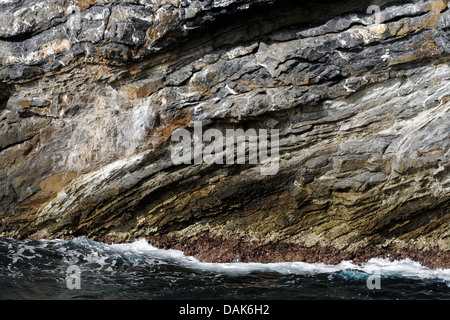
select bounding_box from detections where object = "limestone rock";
[0,0,449,267]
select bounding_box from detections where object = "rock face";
[0,0,449,267]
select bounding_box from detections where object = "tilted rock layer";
[0,0,449,267]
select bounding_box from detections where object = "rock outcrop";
[0,0,449,267]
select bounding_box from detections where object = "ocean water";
[0,236,448,300]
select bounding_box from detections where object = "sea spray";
[0,237,449,299]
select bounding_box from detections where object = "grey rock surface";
[0,0,449,266]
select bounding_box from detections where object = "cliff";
[0,0,449,267]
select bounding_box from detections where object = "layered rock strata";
[0,0,449,267]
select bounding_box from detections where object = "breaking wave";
[0,236,448,299]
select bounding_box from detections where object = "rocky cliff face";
[0,0,449,267]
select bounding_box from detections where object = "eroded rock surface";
[0,0,449,267]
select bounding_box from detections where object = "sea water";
[0,236,448,300]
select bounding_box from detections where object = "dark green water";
[0,236,448,300]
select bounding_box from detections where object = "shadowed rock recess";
[0,0,449,267]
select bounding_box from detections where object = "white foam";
[13,237,446,284]
[107,239,450,283]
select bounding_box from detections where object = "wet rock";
[0,0,449,266]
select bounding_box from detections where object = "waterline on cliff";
[1,236,449,300]
[108,238,450,282]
